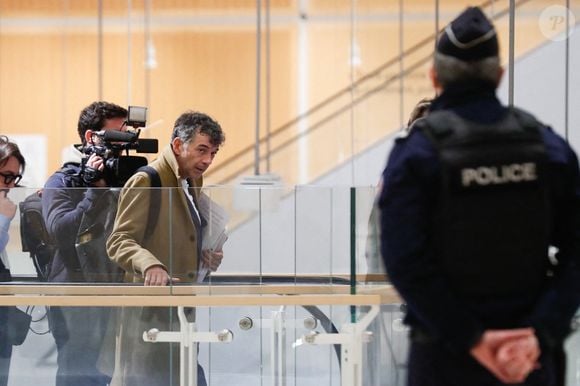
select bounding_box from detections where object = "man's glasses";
[0,172,22,185]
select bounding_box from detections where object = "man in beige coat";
[106,111,225,386]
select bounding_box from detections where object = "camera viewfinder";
[127,106,147,128]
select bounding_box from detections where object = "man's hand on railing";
[143,265,181,286]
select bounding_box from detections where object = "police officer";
[379,6,580,386]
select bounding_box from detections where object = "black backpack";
[20,166,162,282]
[19,190,53,281]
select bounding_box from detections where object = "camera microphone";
[96,130,138,142]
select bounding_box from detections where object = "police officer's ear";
[495,66,505,87]
[429,66,443,94]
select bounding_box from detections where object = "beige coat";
[105,145,204,386]
[107,144,203,283]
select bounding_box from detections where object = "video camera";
[82,106,159,187]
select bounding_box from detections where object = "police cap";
[437,7,499,61]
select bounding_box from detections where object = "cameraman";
[42,101,128,386]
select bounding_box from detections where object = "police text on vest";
[461,163,537,187]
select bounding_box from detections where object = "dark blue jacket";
[42,162,104,282]
[379,82,580,353]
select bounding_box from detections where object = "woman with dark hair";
[0,135,26,386]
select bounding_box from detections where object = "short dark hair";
[77,101,128,144]
[434,52,500,89]
[171,111,225,147]
[0,135,25,174]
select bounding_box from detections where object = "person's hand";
[496,334,540,381]
[143,265,180,286]
[201,249,223,272]
[86,153,107,187]
[470,328,536,384]
[0,190,17,220]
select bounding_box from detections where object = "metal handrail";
[205,0,531,185]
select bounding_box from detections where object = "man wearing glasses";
[42,101,128,386]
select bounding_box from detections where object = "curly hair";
[77,101,127,144]
[171,110,225,147]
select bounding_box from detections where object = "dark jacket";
[42,161,106,282]
[379,82,580,353]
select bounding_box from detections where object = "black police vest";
[417,108,551,297]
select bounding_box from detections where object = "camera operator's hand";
[0,190,16,220]
[85,153,107,187]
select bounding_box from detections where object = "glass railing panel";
[248,186,298,280]
[2,301,579,385]
[6,186,204,288]
[203,184,300,289]
[190,183,264,289]
[9,184,390,291]
[2,300,397,385]
[7,187,118,283]
[3,303,55,384]
[565,313,580,386]
[203,305,404,385]
[5,183,578,385]
[8,185,372,290]
[3,187,42,280]
[124,184,352,293]
[363,303,409,386]
[202,304,264,385]
[352,185,386,290]
[288,304,344,386]
[181,185,354,290]
[294,186,343,287]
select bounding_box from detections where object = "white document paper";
[196,192,229,282]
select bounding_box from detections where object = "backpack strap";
[137,166,162,240]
